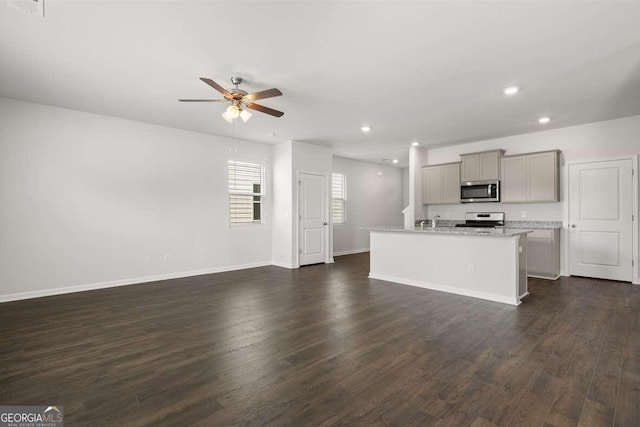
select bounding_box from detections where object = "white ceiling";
[2,1,640,167]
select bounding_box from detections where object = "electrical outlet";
[164,254,171,263]
[520,211,527,219]
[467,264,474,275]
[145,255,151,264]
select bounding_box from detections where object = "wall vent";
[7,0,44,17]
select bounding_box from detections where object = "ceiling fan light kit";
[239,109,252,122]
[221,105,252,123]
[180,77,283,123]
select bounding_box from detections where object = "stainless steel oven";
[460,180,500,203]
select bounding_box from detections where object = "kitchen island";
[366,227,531,306]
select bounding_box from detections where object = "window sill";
[229,222,268,229]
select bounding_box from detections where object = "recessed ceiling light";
[411,141,420,147]
[538,117,551,124]
[392,159,399,164]
[503,86,519,96]
[361,126,371,133]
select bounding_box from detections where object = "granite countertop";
[419,219,562,230]
[500,221,562,229]
[365,226,532,238]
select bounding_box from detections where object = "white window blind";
[228,160,265,224]
[332,172,346,224]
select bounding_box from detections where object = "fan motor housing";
[229,88,248,97]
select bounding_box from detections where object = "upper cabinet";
[460,150,505,182]
[422,163,461,204]
[501,155,527,201]
[421,149,560,205]
[500,150,560,203]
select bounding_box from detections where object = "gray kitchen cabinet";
[501,155,527,201]
[422,166,442,204]
[460,149,504,182]
[528,151,558,201]
[527,229,560,279]
[500,150,560,203]
[422,162,461,204]
[441,163,461,204]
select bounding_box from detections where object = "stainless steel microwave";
[460,180,500,203]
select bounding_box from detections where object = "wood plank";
[507,371,565,426]
[545,337,601,426]
[578,399,615,427]
[614,330,640,427]
[479,350,548,425]
[614,371,640,427]
[586,344,623,407]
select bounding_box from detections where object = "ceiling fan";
[179,77,284,122]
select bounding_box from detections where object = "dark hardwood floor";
[0,253,638,426]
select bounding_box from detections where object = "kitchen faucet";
[420,220,425,231]
[432,215,440,228]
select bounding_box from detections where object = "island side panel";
[518,234,528,298]
[369,231,520,305]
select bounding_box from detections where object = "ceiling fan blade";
[245,88,283,102]
[200,78,231,97]
[246,102,285,117]
[178,99,224,102]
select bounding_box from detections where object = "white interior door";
[299,173,327,266]
[569,159,633,281]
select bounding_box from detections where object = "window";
[228,160,265,224]
[332,172,346,224]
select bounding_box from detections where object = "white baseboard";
[272,259,335,267]
[528,274,561,280]
[368,272,520,306]
[0,261,272,303]
[333,248,370,257]
[271,260,298,269]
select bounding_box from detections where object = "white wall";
[402,167,410,209]
[420,114,640,280]
[409,146,429,221]
[271,141,294,268]
[0,98,273,300]
[332,156,404,255]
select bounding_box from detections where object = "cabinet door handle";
[571,224,576,228]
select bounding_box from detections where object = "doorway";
[298,173,328,266]
[568,158,635,282]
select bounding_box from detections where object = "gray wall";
[332,156,404,255]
